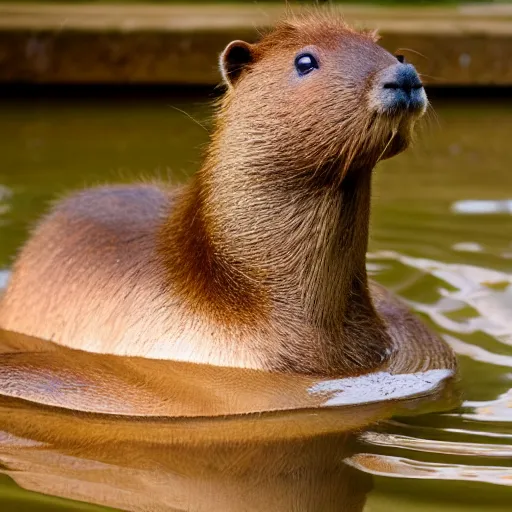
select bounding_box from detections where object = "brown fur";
[0,12,455,376]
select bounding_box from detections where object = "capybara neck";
[163,117,391,376]
[158,13,429,375]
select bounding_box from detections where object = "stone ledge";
[0,3,511,85]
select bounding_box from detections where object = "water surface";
[0,90,511,510]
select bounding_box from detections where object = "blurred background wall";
[0,0,511,87]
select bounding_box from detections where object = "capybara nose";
[378,63,427,114]
[383,63,423,94]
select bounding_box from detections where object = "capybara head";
[218,12,427,183]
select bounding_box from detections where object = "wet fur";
[0,13,454,376]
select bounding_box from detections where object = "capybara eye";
[295,53,319,76]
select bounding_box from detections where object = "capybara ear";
[219,40,254,88]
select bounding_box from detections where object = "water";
[0,90,511,510]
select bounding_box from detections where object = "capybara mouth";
[357,112,416,164]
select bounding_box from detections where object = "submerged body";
[0,12,456,376]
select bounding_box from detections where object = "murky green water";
[0,91,511,510]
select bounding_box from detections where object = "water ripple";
[369,250,512,346]
[346,453,512,486]
[443,335,512,368]
[364,249,512,487]
[359,431,512,458]
[452,199,512,215]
